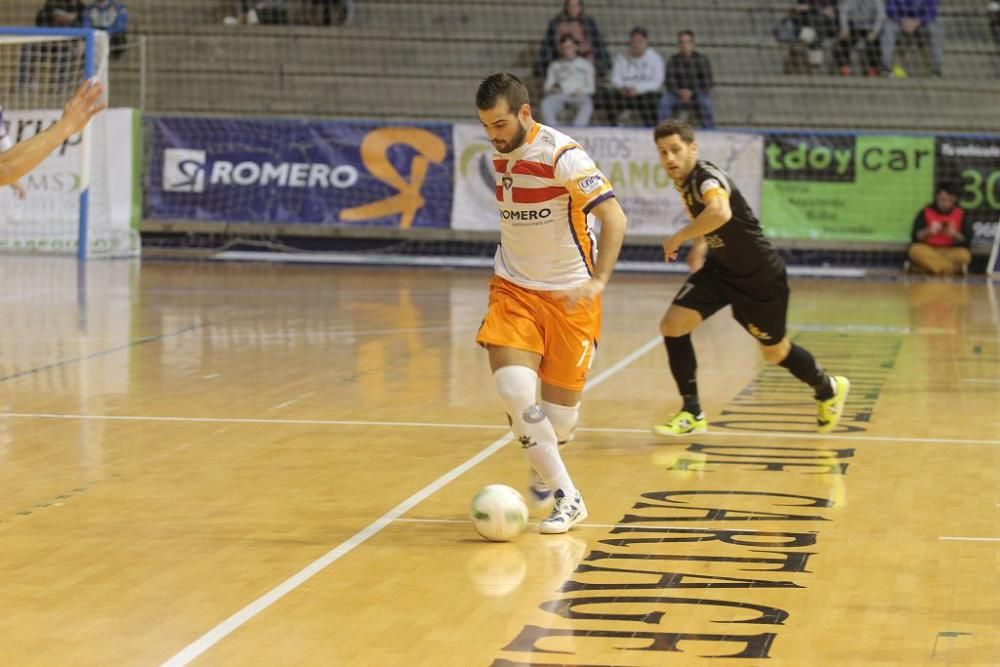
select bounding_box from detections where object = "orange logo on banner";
[339,128,447,229]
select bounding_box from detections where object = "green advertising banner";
[762,133,936,242]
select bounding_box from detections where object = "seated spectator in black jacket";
[907,182,973,275]
[657,30,715,129]
[533,0,611,79]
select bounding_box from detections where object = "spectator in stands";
[989,1,1000,43]
[82,0,128,59]
[310,0,353,26]
[225,1,259,25]
[786,1,839,71]
[882,0,943,77]
[225,1,291,26]
[835,0,886,76]
[598,26,664,127]
[907,182,972,275]
[534,0,611,80]
[658,30,715,129]
[540,35,595,127]
[19,1,83,91]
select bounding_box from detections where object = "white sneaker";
[539,489,588,534]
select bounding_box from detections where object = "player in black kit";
[650,120,849,436]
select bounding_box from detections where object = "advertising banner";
[452,124,763,236]
[146,117,453,228]
[761,133,936,242]
[0,108,140,256]
[935,136,1000,245]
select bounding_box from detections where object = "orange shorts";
[476,275,601,391]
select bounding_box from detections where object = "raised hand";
[60,78,108,135]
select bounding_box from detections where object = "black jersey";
[679,160,784,281]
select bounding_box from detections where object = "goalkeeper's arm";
[0,79,107,187]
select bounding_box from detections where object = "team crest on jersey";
[579,173,605,195]
[705,234,725,248]
[502,174,513,190]
[747,323,772,341]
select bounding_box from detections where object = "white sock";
[541,400,579,444]
[494,366,576,497]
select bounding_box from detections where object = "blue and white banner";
[146,117,454,228]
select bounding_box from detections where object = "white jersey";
[491,123,615,290]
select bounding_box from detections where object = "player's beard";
[495,119,528,154]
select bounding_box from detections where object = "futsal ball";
[470,484,529,542]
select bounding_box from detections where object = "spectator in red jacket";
[907,182,973,275]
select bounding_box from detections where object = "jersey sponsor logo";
[499,208,552,221]
[699,178,722,195]
[578,173,605,195]
[161,148,360,193]
[705,233,725,248]
[747,323,772,341]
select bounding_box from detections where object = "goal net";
[0,27,138,258]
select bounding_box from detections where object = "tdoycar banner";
[146,117,453,228]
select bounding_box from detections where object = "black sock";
[665,335,701,415]
[778,343,833,399]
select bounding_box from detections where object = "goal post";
[0,26,137,259]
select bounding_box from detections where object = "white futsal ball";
[470,484,529,542]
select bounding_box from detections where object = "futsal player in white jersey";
[474,72,628,534]
[0,80,105,188]
[0,106,27,199]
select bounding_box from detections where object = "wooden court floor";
[0,257,997,666]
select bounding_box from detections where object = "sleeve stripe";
[582,191,615,215]
[553,144,580,170]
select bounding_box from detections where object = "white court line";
[4,414,998,447]
[160,335,663,666]
[961,379,1000,384]
[939,537,1000,542]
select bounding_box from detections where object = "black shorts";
[672,267,790,345]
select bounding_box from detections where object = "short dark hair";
[476,72,530,112]
[630,26,648,38]
[559,34,579,46]
[678,29,695,40]
[654,119,696,143]
[936,181,959,196]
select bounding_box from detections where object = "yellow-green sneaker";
[817,376,850,434]
[652,410,707,437]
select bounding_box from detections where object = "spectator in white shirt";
[540,35,596,127]
[598,26,664,126]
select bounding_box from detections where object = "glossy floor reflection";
[0,257,997,666]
